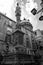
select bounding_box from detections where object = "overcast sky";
[0,0,14,17]
[0,0,43,31]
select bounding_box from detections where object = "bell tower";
[15,3,21,29]
[15,3,21,23]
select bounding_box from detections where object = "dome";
[20,18,33,30]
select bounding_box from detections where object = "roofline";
[20,22,33,28]
[0,12,16,23]
[12,29,25,35]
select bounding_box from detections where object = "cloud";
[0,0,14,17]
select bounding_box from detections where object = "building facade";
[34,29,43,65]
[0,3,41,65]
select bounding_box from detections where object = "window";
[35,31,37,35]
[26,37,31,48]
[39,41,41,44]
[13,33,19,46]
[41,31,43,35]
[0,15,1,20]
[32,39,37,49]
[40,46,43,50]
[19,34,23,45]
[5,34,11,44]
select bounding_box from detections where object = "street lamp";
[31,0,43,21]
[39,13,43,21]
[39,0,43,21]
[31,8,37,15]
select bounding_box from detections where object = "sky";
[0,0,14,17]
[0,0,43,31]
